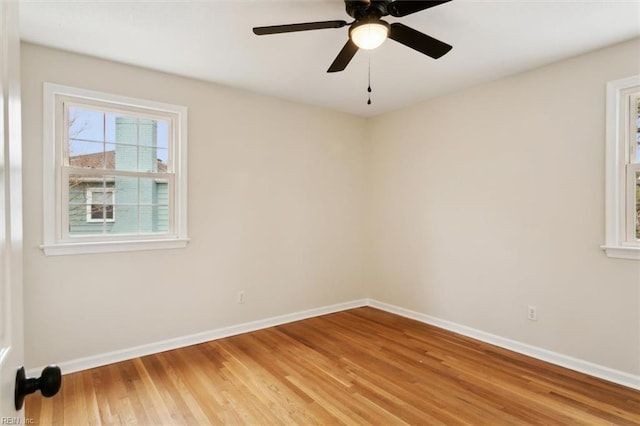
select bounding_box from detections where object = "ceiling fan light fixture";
[349,19,390,50]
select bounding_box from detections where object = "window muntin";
[43,83,188,255]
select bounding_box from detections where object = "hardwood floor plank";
[26,307,640,425]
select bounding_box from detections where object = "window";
[43,83,188,255]
[86,188,115,223]
[603,75,640,260]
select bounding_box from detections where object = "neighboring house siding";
[154,182,169,233]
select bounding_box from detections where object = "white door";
[0,0,25,417]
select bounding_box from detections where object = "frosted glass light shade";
[350,21,389,50]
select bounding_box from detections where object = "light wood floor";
[26,307,640,425]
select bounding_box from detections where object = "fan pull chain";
[367,54,372,105]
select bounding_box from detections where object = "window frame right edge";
[602,75,640,260]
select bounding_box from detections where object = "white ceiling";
[19,0,640,117]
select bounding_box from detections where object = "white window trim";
[42,83,189,255]
[86,187,115,223]
[602,75,640,260]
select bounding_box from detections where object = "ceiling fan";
[253,0,453,73]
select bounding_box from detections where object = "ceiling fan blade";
[389,23,452,59]
[253,20,348,35]
[388,0,452,17]
[327,39,359,73]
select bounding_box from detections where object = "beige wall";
[21,43,368,368]
[21,39,640,377]
[367,38,640,375]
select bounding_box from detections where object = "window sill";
[41,238,189,256]
[601,245,640,260]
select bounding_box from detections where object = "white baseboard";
[368,299,640,391]
[28,299,368,377]
[30,297,640,391]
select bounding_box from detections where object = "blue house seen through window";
[68,113,169,235]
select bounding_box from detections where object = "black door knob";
[15,365,61,410]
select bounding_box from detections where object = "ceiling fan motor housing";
[345,0,391,21]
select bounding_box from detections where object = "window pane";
[157,121,169,150]
[139,146,167,172]
[68,140,104,168]
[68,174,88,233]
[113,144,139,172]
[68,107,107,169]
[140,176,170,234]
[68,107,104,143]
[111,205,138,234]
[114,176,139,205]
[139,205,169,234]
[106,112,135,144]
[156,148,169,172]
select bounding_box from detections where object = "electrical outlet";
[237,291,245,304]
[527,305,537,321]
